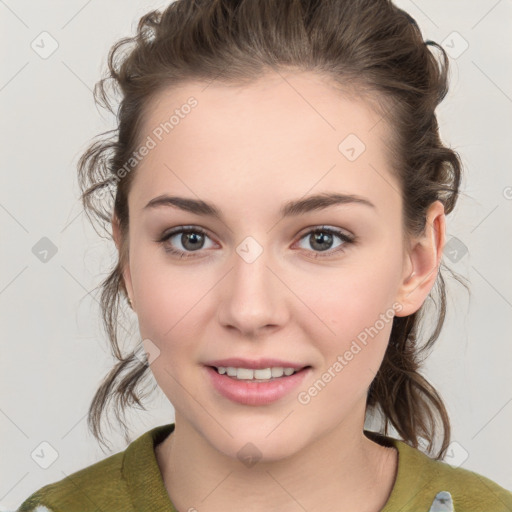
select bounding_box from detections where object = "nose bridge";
[217,234,286,334]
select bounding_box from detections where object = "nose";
[216,240,289,338]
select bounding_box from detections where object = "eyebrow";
[143,192,376,220]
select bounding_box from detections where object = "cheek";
[130,248,215,370]
[302,251,401,387]
[130,246,206,336]
[310,259,401,340]
[301,300,395,414]
[137,305,204,413]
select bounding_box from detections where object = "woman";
[17,0,512,511]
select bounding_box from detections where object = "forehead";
[129,71,399,216]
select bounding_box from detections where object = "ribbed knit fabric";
[16,423,512,512]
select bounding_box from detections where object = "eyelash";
[156,225,356,260]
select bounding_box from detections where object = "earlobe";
[112,214,135,309]
[112,214,122,251]
[395,201,446,317]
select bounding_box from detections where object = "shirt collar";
[123,423,177,511]
[122,423,433,511]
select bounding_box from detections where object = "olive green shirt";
[17,423,512,511]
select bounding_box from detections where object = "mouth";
[205,363,312,405]
[207,365,311,382]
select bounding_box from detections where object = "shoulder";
[398,438,512,511]
[424,456,512,511]
[365,430,512,512]
[16,424,175,512]
[16,450,129,512]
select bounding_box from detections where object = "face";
[115,70,437,461]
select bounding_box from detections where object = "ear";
[112,214,135,309]
[394,200,446,317]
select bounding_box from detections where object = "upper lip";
[204,358,309,370]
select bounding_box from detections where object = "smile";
[205,365,312,405]
[213,366,300,380]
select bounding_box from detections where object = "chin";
[203,419,309,464]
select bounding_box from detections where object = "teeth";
[216,366,299,380]
[254,368,272,379]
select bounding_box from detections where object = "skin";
[112,70,445,512]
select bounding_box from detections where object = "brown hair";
[78,0,468,458]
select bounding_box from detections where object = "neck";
[155,413,398,512]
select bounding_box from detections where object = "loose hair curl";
[78,0,468,458]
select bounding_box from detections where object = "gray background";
[1,0,511,509]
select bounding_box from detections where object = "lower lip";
[205,366,311,406]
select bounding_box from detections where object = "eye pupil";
[182,232,204,250]
[311,231,333,251]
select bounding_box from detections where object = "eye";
[157,226,216,258]
[157,225,356,260]
[295,226,355,258]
